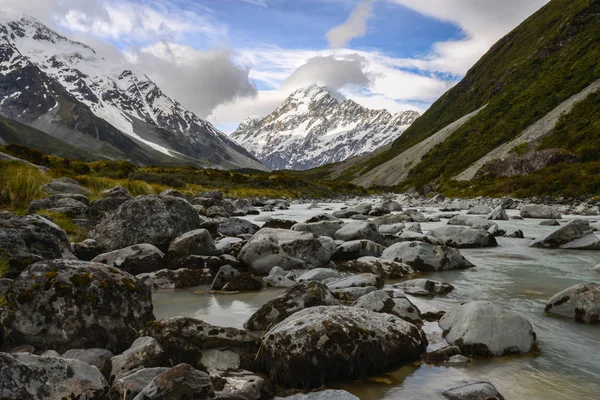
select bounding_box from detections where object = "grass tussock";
[0,162,50,209]
[0,258,11,279]
[37,211,89,242]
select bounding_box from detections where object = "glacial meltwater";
[153,202,600,399]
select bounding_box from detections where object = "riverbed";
[153,202,600,399]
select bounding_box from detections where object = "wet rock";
[111,336,165,382]
[233,199,260,215]
[544,282,600,324]
[262,219,297,229]
[89,196,202,252]
[382,242,474,272]
[396,231,443,245]
[305,214,341,223]
[72,238,103,261]
[393,279,454,296]
[8,344,36,354]
[142,317,258,367]
[447,215,497,230]
[0,212,75,278]
[487,206,508,220]
[215,237,245,255]
[445,355,471,365]
[530,219,600,249]
[40,350,60,357]
[200,349,240,373]
[222,275,263,292]
[1,259,154,353]
[520,204,562,219]
[328,273,383,290]
[277,390,359,399]
[504,230,524,239]
[291,220,345,238]
[334,221,382,243]
[263,266,297,288]
[540,219,560,226]
[256,306,427,388]
[238,229,332,274]
[207,205,230,218]
[132,363,214,400]
[213,369,272,400]
[138,268,212,289]
[245,281,338,331]
[423,345,461,364]
[168,228,221,258]
[439,301,536,357]
[62,348,114,376]
[334,257,414,279]
[467,206,492,215]
[42,177,89,195]
[211,265,241,290]
[0,352,107,399]
[218,218,260,237]
[331,240,386,261]
[91,244,165,275]
[442,382,505,400]
[378,223,405,235]
[429,226,498,248]
[113,367,169,400]
[352,289,422,325]
[297,268,340,282]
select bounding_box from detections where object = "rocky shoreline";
[1,178,599,399]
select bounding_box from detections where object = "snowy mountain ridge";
[230,85,420,170]
[0,12,265,170]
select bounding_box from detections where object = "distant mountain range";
[0,12,266,170]
[230,85,419,170]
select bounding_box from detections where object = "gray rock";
[211,265,241,290]
[262,219,297,229]
[72,238,103,261]
[215,237,244,254]
[89,196,202,252]
[520,204,562,219]
[132,363,214,400]
[91,196,130,213]
[442,382,505,400]
[0,352,107,399]
[447,215,498,230]
[0,212,75,278]
[297,268,340,282]
[334,221,382,243]
[332,286,378,302]
[504,230,524,239]
[382,242,474,271]
[114,367,169,400]
[328,273,383,290]
[439,301,536,357]
[222,275,263,291]
[111,336,165,381]
[466,206,492,215]
[0,278,13,296]
[540,219,560,226]
[331,240,386,261]
[487,206,508,220]
[393,279,454,296]
[168,228,221,258]
[41,350,60,357]
[263,266,297,288]
[406,223,423,233]
[277,390,358,400]
[101,186,131,198]
[445,355,471,365]
[137,268,212,289]
[218,218,260,237]
[305,214,341,223]
[429,226,498,248]
[200,349,240,373]
[396,231,443,245]
[1,260,154,353]
[334,257,414,279]
[257,306,427,388]
[62,348,114,374]
[378,222,406,235]
[238,228,332,274]
[233,199,260,215]
[291,220,345,238]
[245,281,338,331]
[42,177,89,195]
[91,244,165,275]
[213,369,271,400]
[353,289,422,324]
[530,219,600,249]
[544,282,600,324]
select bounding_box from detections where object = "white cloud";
[283,55,372,91]
[327,0,376,48]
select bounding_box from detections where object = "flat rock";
[291,220,345,238]
[91,244,165,275]
[429,226,498,248]
[352,289,422,325]
[544,282,600,324]
[530,219,600,249]
[334,221,382,243]
[334,257,414,279]
[327,273,383,290]
[331,240,386,261]
[442,382,505,400]
[132,363,214,400]
[393,279,454,296]
[520,204,562,219]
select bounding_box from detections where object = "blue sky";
[5,0,550,131]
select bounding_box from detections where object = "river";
[153,202,600,399]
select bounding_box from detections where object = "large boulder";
[439,301,536,357]
[331,240,386,261]
[442,382,505,400]
[238,229,333,274]
[0,352,107,399]
[245,281,338,331]
[487,206,508,221]
[328,273,383,290]
[217,218,260,237]
[382,242,474,271]
[530,219,600,249]
[334,221,382,243]
[263,267,297,288]
[61,348,114,376]
[334,257,414,279]
[352,289,422,325]
[393,279,454,296]
[466,206,492,215]
[91,244,165,275]
[42,177,89,196]
[132,363,214,400]
[0,212,75,278]
[429,226,498,248]
[138,268,212,290]
[256,306,427,388]
[110,336,165,382]
[212,369,272,400]
[89,196,202,252]
[544,283,600,324]
[167,229,221,258]
[520,204,562,219]
[0,260,154,353]
[113,367,169,400]
[291,220,345,238]
[297,268,340,282]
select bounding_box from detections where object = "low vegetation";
[36,211,89,243]
[0,161,50,211]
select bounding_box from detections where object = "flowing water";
[153,203,600,399]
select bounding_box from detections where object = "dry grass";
[0,162,50,208]
[37,210,89,242]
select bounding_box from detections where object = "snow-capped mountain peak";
[231,85,420,170]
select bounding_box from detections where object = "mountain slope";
[230,85,419,170]
[0,12,266,170]
[331,0,600,191]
